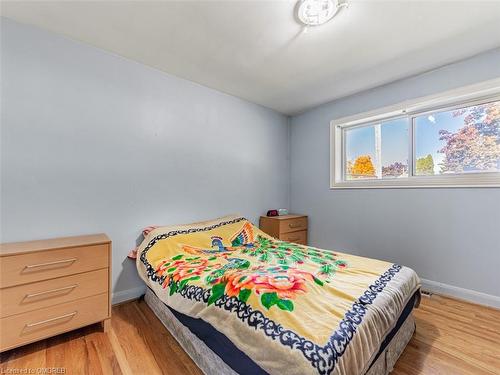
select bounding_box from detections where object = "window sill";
[330,174,500,189]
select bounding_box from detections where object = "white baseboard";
[421,278,500,309]
[112,286,146,305]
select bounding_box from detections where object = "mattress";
[136,215,421,375]
[144,287,418,375]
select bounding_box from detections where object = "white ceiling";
[2,1,500,115]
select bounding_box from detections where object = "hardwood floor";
[393,295,500,375]
[1,294,499,374]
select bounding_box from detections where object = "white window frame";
[330,79,500,189]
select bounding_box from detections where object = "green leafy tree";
[416,154,435,175]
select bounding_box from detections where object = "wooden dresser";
[0,234,111,352]
[259,214,308,245]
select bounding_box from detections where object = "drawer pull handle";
[288,224,302,228]
[25,311,77,328]
[25,284,78,299]
[24,258,77,270]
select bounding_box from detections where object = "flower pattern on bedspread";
[153,222,348,312]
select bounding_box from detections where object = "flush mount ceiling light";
[296,0,346,27]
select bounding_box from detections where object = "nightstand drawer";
[280,230,307,245]
[0,269,108,318]
[0,293,108,352]
[0,244,109,288]
[279,217,308,234]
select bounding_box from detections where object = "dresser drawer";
[279,217,308,234]
[0,269,108,318]
[280,230,307,245]
[0,293,108,352]
[0,244,109,288]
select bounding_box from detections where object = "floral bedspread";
[137,215,420,375]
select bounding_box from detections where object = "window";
[331,81,500,188]
[344,118,409,180]
[414,101,500,176]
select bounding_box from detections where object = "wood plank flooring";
[1,294,499,374]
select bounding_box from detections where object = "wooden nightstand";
[259,214,308,245]
[0,234,111,352]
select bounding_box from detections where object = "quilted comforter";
[137,215,420,375]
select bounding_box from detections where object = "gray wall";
[290,48,500,299]
[0,18,290,301]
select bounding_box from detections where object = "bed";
[136,215,420,375]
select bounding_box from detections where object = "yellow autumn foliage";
[351,155,375,177]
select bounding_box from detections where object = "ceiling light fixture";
[296,0,347,27]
